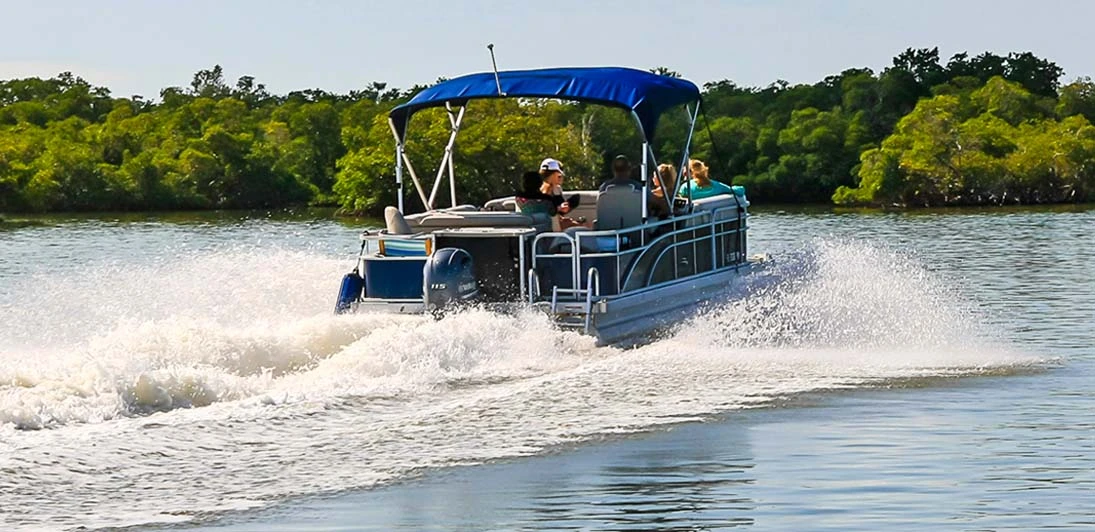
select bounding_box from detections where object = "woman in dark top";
[515,171,561,215]
[516,159,585,229]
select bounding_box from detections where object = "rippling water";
[0,206,1091,531]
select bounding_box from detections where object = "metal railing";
[530,204,747,303]
[584,267,600,332]
[356,197,749,307]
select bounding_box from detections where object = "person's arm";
[650,174,664,197]
[549,193,571,214]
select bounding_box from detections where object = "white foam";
[0,239,1041,431]
[0,237,1047,530]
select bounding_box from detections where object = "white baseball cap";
[539,158,564,175]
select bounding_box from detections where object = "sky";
[2,0,1094,100]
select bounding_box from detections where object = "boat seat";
[447,204,480,212]
[690,194,741,212]
[544,226,627,254]
[563,191,599,223]
[384,206,414,235]
[684,194,744,225]
[485,191,599,223]
[483,196,517,212]
[405,210,551,232]
[594,185,644,231]
[377,238,430,256]
[385,205,483,234]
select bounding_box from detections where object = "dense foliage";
[1,49,1092,214]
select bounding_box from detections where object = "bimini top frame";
[385,67,702,215]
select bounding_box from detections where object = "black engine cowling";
[423,247,479,310]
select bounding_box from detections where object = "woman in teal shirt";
[677,159,734,200]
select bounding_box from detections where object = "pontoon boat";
[334,67,766,345]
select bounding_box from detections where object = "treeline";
[1,49,1093,214]
[0,67,410,212]
[695,49,1094,205]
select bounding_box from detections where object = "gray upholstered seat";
[594,184,644,230]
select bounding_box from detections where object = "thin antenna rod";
[487,43,505,96]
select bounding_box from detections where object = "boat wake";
[0,239,1039,429]
[0,238,1045,530]
[686,238,1001,353]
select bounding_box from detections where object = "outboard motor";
[423,248,478,310]
[334,270,364,314]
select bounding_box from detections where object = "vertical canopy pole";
[644,142,672,218]
[389,118,428,210]
[641,141,649,224]
[629,111,650,223]
[388,118,404,212]
[395,143,404,213]
[677,103,701,201]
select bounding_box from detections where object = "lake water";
[0,205,1091,531]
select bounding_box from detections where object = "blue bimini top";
[388,67,700,144]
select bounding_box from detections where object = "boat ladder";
[546,267,603,333]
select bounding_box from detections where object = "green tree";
[1056,78,1095,122]
[835,75,1091,206]
[190,65,231,99]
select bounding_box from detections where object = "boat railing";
[531,227,631,295]
[584,267,600,332]
[531,204,746,301]
[622,204,747,290]
[527,268,540,305]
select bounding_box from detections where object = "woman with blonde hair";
[677,158,734,200]
[637,162,676,218]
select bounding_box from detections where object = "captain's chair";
[594,184,644,230]
[384,206,413,234]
